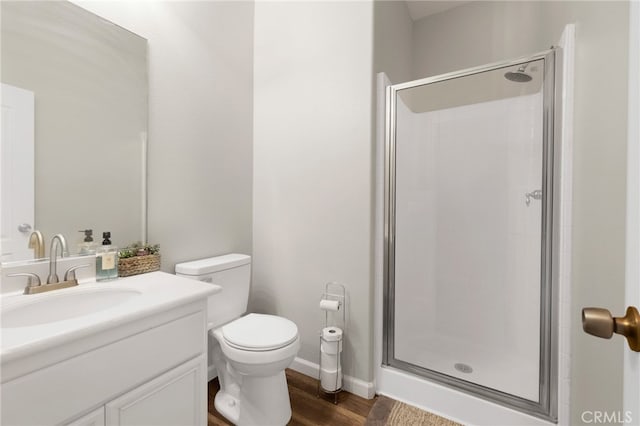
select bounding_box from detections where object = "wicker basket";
[118,254,161,277]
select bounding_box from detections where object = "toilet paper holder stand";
[320,281,345,326]
[317,282,345,403]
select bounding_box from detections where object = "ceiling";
[405,1,471,21]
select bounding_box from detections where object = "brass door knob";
[582,306,640,352]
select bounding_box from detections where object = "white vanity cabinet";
[2,304,208,426]
[104,355,206,426]
[67,407,106,426]
[64,355,206,426]
[1,272,218,426]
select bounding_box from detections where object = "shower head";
[504,63,532,83]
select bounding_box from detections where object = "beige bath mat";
[365,395,462,426]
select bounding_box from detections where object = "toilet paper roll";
[319,299,340,312]
[321,338,342,355]
[321,349,340,370]
[322,326,343,342]
[320,367,342,392]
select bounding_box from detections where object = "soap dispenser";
[77,229,97,255]
[96,231,118,281]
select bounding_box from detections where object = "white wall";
[73,1,254,271]
[373,1,413,85]
[253,1,374,383]
[411,2,629,423]
[412,2,544,80]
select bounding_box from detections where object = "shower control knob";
[525,190,542,206]
[582,306,640,352]
[18,223,32,233]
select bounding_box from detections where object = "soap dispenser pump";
[102,232,111,245]
[96,231,118,281]
[78,229,97,255]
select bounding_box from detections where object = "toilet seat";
[222,313,298,351]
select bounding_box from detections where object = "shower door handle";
[582,306,640,352]
[525,190,542,206]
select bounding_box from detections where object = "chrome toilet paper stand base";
[317,282,345,404]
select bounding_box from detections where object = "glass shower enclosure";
[383,49,559,420]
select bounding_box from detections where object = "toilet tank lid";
[175,253,251,275]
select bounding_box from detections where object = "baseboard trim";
[290,357,376,400]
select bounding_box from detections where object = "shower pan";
[383,49,560,421]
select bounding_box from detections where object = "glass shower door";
[384,51,557,420]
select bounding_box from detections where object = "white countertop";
[1,271,220,364]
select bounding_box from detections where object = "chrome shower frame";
[382,48,561,421]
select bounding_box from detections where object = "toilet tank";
[175,254,251,329]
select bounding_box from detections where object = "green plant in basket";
[119,242,160,259]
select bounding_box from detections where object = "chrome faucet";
[47,234,68,284]
[28,230,45,259]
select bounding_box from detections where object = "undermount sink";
[1,288,142,328]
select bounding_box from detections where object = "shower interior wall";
[393,91,544,402]
[374,1,629,423]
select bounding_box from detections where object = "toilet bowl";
[214,313,299,375]
[211,314,300,425]
[175,255,300,426]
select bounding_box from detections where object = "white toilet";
[175,254,300,426]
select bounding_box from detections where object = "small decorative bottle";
[96,231,118,281]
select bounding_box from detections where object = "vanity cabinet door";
[65,407,105,426]
[105,355,206,426]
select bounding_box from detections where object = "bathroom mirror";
[1,1,147,262]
